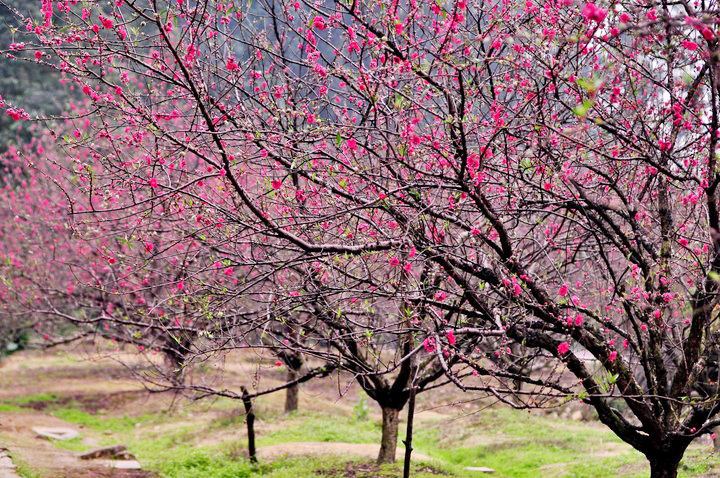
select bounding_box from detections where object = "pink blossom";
[148,178,158,188]
[608,350,618,362]
[271,179,282,190]
[423,337,437,353]
[558,283,569,297]
[226,57,239,71]
[98,15,114,29]
[658,139,673,152]
[389,256,400,267]
[557,342,571,356]
[681,40,698,51]
[312,16,327,30]
[446,330,456,345]
[581,3,607,23]
[5,108,29,121]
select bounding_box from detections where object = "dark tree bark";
[649,460,679,478]
[648,451,682,478]
[378,406,401,464]
[163,348,186,386]
[402,388,416,478]
[284,367,299,413]
[241,386,257,463]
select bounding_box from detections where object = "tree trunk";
[402,388,416,478]
[284,368,299,413]
[163,351,185,386]
[241,386,257,463]
[649,455,681,478]
[377,406,401,464]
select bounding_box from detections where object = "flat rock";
[32,427,79,441]
[0,449,20,478]
[0,455,14,469]
[80,445,135,460]
[95,459,143,470]
[464,466,495,473]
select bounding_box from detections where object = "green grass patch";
[410,408,646,478]
[151,448,260,478]
[51,407,151,433]
[16,396,720,478]
[0,403,23,412]
[8,453,42,478]
[50,436,91,453]
[258,412,379,446]
[5,392,59,405]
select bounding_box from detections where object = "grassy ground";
[0,347,719,477]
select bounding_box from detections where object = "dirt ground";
[1,343,718,478]
[0,343,444,477]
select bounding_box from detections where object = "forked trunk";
[377,406,401,464]
[284,368,299,413]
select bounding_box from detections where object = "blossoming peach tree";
[3,0,720,476]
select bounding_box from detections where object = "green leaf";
[520,157,533,172]
[572,99,595,118]
[576,76,602,94]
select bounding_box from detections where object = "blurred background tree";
[0,1,67,151]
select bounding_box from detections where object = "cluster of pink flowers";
[5,108,29,121]
[581,3,607,24]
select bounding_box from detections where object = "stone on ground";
[0,449,20,478]
[31,427,79,441]
[79,445,135,460]
[464,466,495,473]
[96,459,143,469]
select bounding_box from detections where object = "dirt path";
[0,410,152,478]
